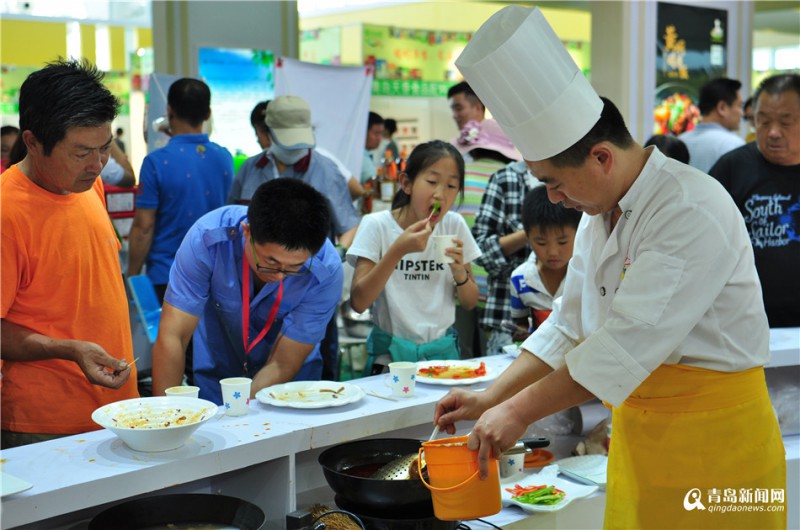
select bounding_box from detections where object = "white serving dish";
[501,464,599,513]
[415,359,498,386]
[256,381,365,409]
[91,396,218,452]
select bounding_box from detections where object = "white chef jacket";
[521,147,770,406]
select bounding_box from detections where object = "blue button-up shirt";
[165,206,344,403]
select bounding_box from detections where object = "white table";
[2,328,798,529]
[0,356,514,529]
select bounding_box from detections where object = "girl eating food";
[347,140,481,375]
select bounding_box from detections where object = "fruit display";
[653,92,699,136]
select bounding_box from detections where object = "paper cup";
[164,385,200,399]
[499,452,526,482]
[432,235,455,264]
[220,377,252,416]
[385,362,416,398]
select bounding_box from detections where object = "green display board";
[103,71,131,116]
[300,27,342,65]
[0,65,130,115]
[363,24,471,84]
[299,23,590,99]
[0,65,37,115]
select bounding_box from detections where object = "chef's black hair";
[248,179,331,254]
[548,96,634,168]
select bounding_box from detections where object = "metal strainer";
[371,453,425,480]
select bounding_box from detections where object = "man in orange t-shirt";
[1,59,138,448]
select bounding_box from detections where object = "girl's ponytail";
[391,185,410,209]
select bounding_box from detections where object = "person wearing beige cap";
[434,6,785,528]
[264,95,359,249]
[264,95,360,381]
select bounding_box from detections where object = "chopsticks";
[364,390,398,402]
[111,357,139,376]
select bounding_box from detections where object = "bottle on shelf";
[380,149,399,203]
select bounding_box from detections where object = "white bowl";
[92,396,218,452]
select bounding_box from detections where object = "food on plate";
[506,483,566,505]
[269,386,345,403]
[417,361,486,379]
[111,407,209,429]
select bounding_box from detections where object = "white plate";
[501,464,598,513]
[1,472,33,497]
[255,381,365,409]
[415,360,498,386]
[555,454,608,489]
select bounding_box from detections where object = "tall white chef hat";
[455,6,603,162]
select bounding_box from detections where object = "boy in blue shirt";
[508,186,582,341]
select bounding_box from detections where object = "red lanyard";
[241,252,283,373]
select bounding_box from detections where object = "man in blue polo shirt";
[151,179,343,404]
[128,78,234,298]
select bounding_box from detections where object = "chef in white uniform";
[433,6,786,529]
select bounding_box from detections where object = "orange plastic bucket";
[418,435,501,521]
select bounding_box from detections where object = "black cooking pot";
[89,493,265,530]
[318,438,433,514]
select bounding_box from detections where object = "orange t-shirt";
[1,165,139,434]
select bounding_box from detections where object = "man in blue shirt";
[151,179,344,404]
[678,78,745,174]
[128,78,234,296]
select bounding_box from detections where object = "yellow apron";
[604,364,786,529]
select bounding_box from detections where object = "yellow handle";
[417,448,481,492]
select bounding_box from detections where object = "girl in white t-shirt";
[347,140,482,375]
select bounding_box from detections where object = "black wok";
[89,493,265,530]
[318,438,433,513]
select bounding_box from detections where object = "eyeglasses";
[250,237,311,277]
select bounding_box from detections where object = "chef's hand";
[72,340,133,388]
[468,401,528,479]
[393,218,433,255]
[434,387,491,435]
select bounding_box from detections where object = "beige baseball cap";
[455,6,603,162]
[265,95,315,148]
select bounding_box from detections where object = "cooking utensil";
[371,425,437,480]
[372,453,419,480]
[505,436,550,455]
[429,424,440,441]
[318,438,433,512]
[88,493,265,529]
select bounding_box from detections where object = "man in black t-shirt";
[710,73,800,327]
